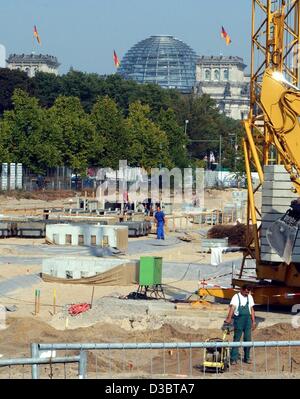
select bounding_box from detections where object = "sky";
[0,0,251,75]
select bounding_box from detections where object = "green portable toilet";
[139,256,162,286]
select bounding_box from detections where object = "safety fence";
[6,340,297,379]
[1,341,300,379]
[0,352,86,379]
[165,207,246,233]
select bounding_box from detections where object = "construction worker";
[225,284,256,364]
[154,205,165,240]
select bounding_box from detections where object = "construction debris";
[207,222,253,247]
[177,232,201,242]
[68,303,91,316]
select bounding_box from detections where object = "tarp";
[42,262,139,286]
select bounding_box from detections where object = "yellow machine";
[202,328,231,372]
[200,0,300,306]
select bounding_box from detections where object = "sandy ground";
[0,189,298,380]
[0,188,258,212]
[0,235,243,321]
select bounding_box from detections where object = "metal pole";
[219,135,222,187]
[90,286,95,309]
[234,132,237,172]
[79,350,87,379]
[31,343,39,380]
[39,340,300,350]
[0,356,80,367]
[184,120,189,135]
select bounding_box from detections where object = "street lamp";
[184,120,189,135]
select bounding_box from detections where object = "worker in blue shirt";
[154,206,165,240]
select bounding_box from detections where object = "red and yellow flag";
[34,25,41,45]
[113,50,120,68]
[221,26,232,46]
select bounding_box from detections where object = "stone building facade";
[194,56,250,120]
[7,53,60,77]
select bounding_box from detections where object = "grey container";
[200,238,229,253]
[117,221,151,237]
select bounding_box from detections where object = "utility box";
[139,256,162,285]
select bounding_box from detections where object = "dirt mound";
[254,323,300,341]
[0,317,220,357]
[0,190,76,202]
[208,223,253,246]
[1,318,300,377]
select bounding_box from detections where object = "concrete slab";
[42,257,135,279]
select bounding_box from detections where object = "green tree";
[217,114,245,172]
[0,68,35,115]
[0,119,12,163]
[49,96,101,174]
[60,70,104,112]
[156,108,189,168]
[1,89,61,173]
[91,96,127,168]
[33,72,63,108]
[183,94,244,172]
[125,102,172,170]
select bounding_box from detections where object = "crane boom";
[199,0,300,305]
[239,0,300,287]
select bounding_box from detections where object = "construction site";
[2,0,300,381]
[0,184,298,380]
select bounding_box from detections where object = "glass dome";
[118,35,197,93]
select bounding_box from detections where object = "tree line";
[0,68,245,174]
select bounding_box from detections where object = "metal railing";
[2,340,300,379]
[33,340,300,379]
[0,351,87,379]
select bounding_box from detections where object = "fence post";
[79,350,87,379]
[31,343,40,379]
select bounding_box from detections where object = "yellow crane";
[199,0,300,306]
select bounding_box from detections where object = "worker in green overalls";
[225,284,256,364]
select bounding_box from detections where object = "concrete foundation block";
[261,204,294,213]
[42,257,138,284]
[262,181,295,190]
[264,173,293,181]
[262,189,297,198]
[264,165,288,173]
[45,223,128,252]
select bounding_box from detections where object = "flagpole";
[32,34,35,54]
